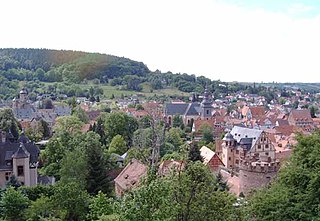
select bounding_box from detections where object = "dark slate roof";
[165,103,189,116]
[0,139,40,170]
[184,103,200,116]
[239,138,253,150]
[12,143,29,159]
[18,133,30,144]
[38,175,55,185]
[5,151,14,161]
[13,107,35,120]
[54,105,72,116]
[223,132,235,141]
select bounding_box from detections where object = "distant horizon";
[1,0,320,83]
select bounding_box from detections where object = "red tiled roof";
[114,159,148,193]
[250,106,266,118]
[193,118,215,132]
[289,109,313,122]
[275,125,301,136]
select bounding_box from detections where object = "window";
[265,152,269,156]
[229,157,231,161]
[206,110,209,115]
[265,144,269,148]
[236,150,239,154]
[230,149,233,152]
[5,172,11,181]
[17,166,24,176]
[235,159,239,164]
[258,145,261,149]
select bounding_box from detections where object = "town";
[0,57,319,220]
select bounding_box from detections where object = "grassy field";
[42,82,189,99]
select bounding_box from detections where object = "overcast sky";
[1,0,320,83]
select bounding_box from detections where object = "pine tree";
[188,142,203,162]
[215,172,229,191]
[84,132,112,195]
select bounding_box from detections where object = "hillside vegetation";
[0,48,307,101]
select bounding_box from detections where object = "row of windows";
[257,144,269,149]
[5,166,24,180]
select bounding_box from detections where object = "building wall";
[222,144,236,169]
[29,168,37,186]
[183,116,197,126]
[115,183,124,197]
[207,155,223,172]
[13,158,31,186]
[249,132,275,160]
[0,171,12,188]
[239,169,277,195]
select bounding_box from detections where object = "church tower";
[19,88,28,103]
[200,87,213,120]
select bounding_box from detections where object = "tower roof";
[201,87,213,107]
[223,132,235,141]
[19,88,28,94]
[18,132,30,144]
[12,142,30,159]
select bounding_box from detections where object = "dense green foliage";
[246,131,320,221]
[0,48,292,102]
[0,108,20,139]
[0,48,149,83]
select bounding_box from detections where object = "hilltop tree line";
[0,48,281,102]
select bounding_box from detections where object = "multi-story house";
[0,131,40,187]
[220,126,276,170]
[288,109,314,130]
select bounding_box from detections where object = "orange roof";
[250,106,266,118]
[193,118,215,132]
[289,109,313,122]
[114,159,148,193]
[275,125,301,136]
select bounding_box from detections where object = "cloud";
[0,0,320,83]
[287,3,314,15]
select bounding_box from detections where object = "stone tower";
[238,158,280,195]
[200,87,213,120]
[19,88,28,102]
[221,132,237,169]
[12,142,31,186]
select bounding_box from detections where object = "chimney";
[1,131,6,143]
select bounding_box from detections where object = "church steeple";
[200,86,213,119]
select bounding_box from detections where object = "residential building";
[288,109,314,130]
[200,146,224,172]
[0,131,40,188]
[114,159,147,197]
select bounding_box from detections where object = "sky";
[1,0,320,83]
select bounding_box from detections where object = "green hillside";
[0,48,150,83]
[1,48,315,101]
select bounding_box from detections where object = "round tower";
[239,160,280,196]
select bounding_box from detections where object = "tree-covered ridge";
[0,48,150,83]
[0,48,309,102]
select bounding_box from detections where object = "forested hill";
[0,48,299,102]
[0,48,150,83]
